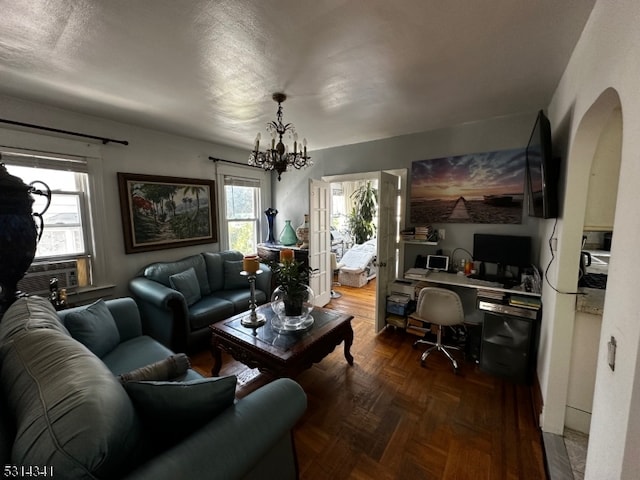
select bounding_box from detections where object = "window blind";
[0,150,88,173]
[223,175,260,188]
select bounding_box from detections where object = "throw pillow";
[224,260,247,290]
[64,298,121,358]
[124,376,237,448]
[118,354,191,383]
[169,267,201,306]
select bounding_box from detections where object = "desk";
[400,270,541,384]
[403,270,541,298]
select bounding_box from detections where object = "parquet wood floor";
[191,279,547,479]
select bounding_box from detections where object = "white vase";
[296,214,310,248]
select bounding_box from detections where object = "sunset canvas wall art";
[410,147,526,224]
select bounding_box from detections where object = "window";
[223,176,261,254]
[216,163,271,254]
[3,152,95,287]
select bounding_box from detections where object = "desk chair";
[410,287,465,373]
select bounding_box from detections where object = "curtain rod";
[0,118,129,145]
[208,156,261,169]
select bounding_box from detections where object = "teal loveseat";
[129,250,272,353]
[0,296,306,479]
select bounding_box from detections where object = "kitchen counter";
[576,287,605,315]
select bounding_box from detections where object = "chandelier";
[248,93,312,181]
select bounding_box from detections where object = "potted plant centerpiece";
[270,249,315,332]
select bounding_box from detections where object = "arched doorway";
[541,88,622,476]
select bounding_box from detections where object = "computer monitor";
[426,255,449,272]
[473,234,531,268]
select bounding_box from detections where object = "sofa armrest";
[124,378,307,480]
[255,263,273,297]
[128,277,189,351]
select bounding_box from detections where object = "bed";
[337,239,377,287]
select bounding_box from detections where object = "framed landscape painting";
[409,147,527,224]
[118,172,217,253]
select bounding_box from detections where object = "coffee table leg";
[210,341,223,377]
[344,322,354,365]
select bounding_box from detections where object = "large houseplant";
[347,181,378,244]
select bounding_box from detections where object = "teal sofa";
[0,296,306,479]
[129,250,273,353]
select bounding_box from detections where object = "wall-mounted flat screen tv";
[526,110,560,218]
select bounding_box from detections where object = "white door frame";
[322,169,407,333]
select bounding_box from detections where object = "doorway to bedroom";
[323,169,406,331]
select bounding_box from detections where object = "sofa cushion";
[202,252,225,292]
[169,267,202,306]
[64,298,121,358]
[0,298,144,479]
[188,296,235,330]
[123,376,237,449]
[214,289,267,312]
[224,260,247,290]
[203,251,244,292]
[143,253,211,296]
[102,335,181,375]
[0,394,14,467]
[0,295,69,343]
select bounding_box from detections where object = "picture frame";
[409,147,527,224]
[117,172,217,254]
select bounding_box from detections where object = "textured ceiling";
[0,0,595,150]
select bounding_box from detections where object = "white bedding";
[339,239,377,276]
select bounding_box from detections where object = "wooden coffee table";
[209,303,354,380]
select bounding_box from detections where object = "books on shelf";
[508,295,542,310]
[414,225,432,241]
[401,225,437,242]
[406,317,430,336]
[476,289,505,302]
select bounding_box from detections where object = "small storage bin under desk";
[385,294,415,329]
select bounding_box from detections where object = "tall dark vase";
[264,208,278,244]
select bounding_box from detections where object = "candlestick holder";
[240,270,266,335]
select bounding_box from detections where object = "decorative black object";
[264,207,278,244]
[0,159,51,317]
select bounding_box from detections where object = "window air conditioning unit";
[17,261,79,295]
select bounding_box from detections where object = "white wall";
[544,0,640,477]
[0,93,250,298]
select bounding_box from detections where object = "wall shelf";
[401,240,438,246]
